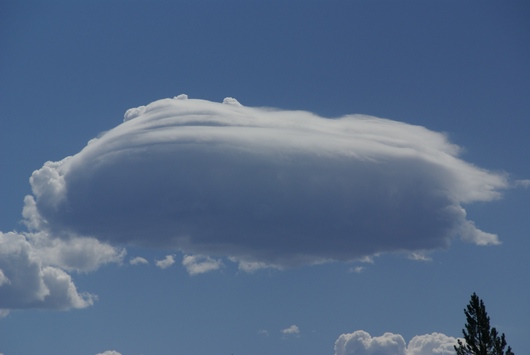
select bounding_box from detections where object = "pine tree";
[454,293,514,355]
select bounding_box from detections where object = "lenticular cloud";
[26,95,507,267]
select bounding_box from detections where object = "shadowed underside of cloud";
[334,330,459,355]
[26,96,507,269]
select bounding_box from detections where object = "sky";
[1,1,529,354]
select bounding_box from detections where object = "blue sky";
[1,1,529,354]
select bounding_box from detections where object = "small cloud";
[222,97,242,106]
[358,256,375,264]
[155,255,175,269]
[95,351,122,355]
[281,324,300,337]
[182,254,223,276]
[0,269,11,286]
[348,266,365,274]
[129,256,148,265]
[229,257,282,273]
[258,329,269,337]
[173,94,188,100]
[123,105,146,122]
[407,252,432,262]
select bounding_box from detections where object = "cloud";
[22,96,509,268]
[407,333,460,355]
[407,252,432,262]
[95,351,122,355]
[514,179,530,188]
[258,329,269,336]
[333,330,459,355]
[26,233,124,273]
[182,254,223,275]
[281,324,300,336]
[155,255,175,269]
[349,266,365,274]
[129,256,149,265]
[0,232,96,311]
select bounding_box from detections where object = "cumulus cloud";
[27,233,124,273]
[20,96,511,270]
[0,231,96,311]
[281,324,300,336]
[95,351,122,355]
[334,330,459,355]
[129,256,149,265]
[407,333,460,355]
[155,255,175,269]
[182,254,223,275]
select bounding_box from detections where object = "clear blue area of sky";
[1,1,529,354]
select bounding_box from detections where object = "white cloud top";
[334,330,459,355]
[25,96,507,268]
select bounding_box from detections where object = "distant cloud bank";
[334,330,459,355]
[0,95,512,312]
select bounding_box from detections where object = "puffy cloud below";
[0,232,96,311]
[21,96,511,269]
[182,254,223,275]
[334,330,459,355]
[95,351,122,355]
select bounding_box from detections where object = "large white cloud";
[24,96,508,268]
[334,330,459,355]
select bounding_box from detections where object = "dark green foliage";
[454,293,514,355]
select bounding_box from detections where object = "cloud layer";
[334,330,459,355]
[26,96,507,268]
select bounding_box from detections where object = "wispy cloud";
[258,329,269,337]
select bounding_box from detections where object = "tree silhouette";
[454,293,514,355]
